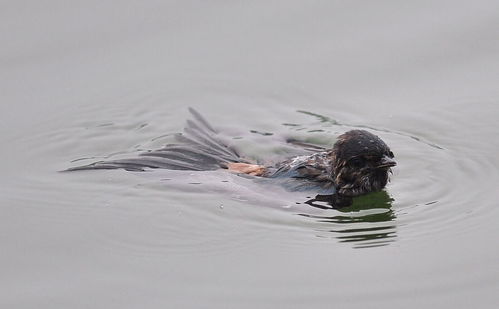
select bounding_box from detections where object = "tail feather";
[172,133,240,163]
[65,156,210,172]
[184,120,235,157]
[144,145,232,163]
[188,107,217,133]
[65,108,244,172]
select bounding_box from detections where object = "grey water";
[1,1,499,308]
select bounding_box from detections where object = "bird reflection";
[300,191,396,248]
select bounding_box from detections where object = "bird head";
[330,130,396,197]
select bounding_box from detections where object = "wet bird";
[67,108,396,198]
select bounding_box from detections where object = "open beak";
[377,155,397,169]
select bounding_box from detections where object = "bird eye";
[388,151,394,158]
[349,157,365,168]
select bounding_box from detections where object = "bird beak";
[377,155,397,169]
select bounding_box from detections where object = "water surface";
[1,1,499,308]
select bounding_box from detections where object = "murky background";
[1,1,499,308]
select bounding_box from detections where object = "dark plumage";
[260,130,395,197]
[66,109,396,198]
[328,130,396,196]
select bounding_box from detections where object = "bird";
[66,108,396,199]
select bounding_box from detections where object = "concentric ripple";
[281,103,499,247]
[4,81,499,254]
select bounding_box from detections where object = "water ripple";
[4,84,499,253]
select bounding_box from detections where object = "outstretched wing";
[65,108,244,172]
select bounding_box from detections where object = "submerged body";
[67,108,396,199]
[228,130,396,197]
